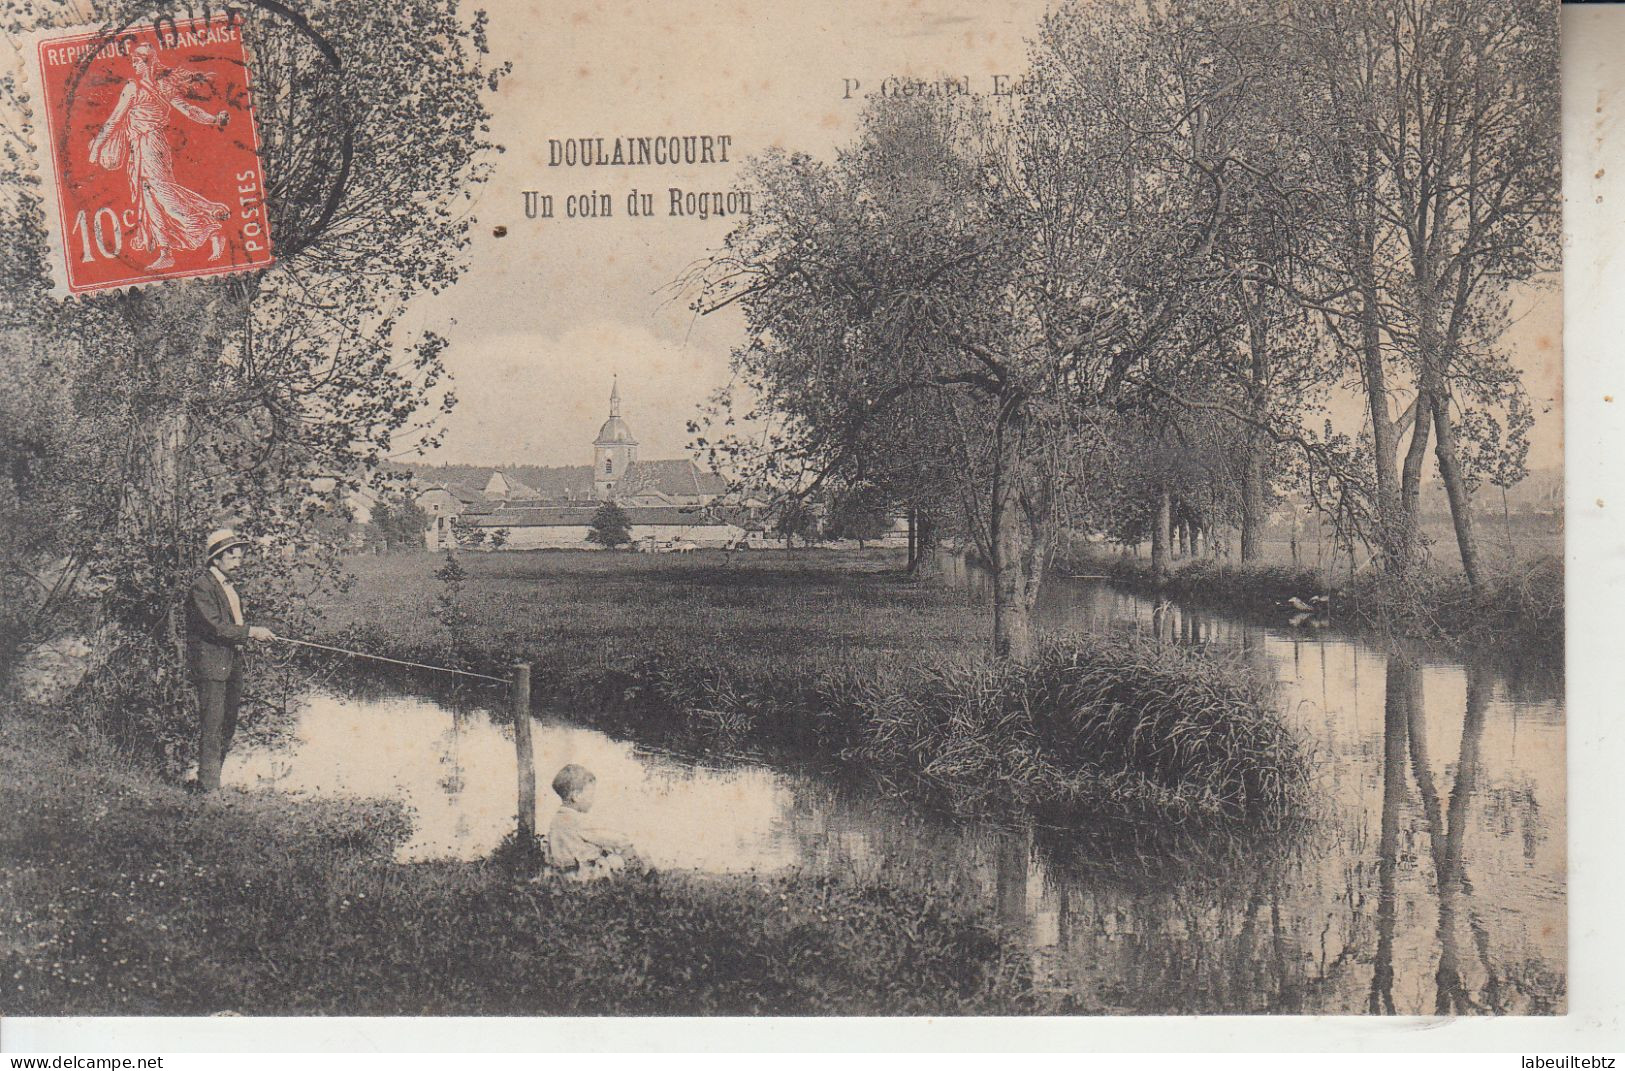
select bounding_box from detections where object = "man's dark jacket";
[185,570,248,682]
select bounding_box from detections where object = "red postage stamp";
[29,16,274,295]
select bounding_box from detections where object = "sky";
[411,0,1562,473]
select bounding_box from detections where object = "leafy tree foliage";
[687,0,1556,660]
[0,0,506,760]
[773,499,820,550]
[824,491,894,548]
[587,502,632,549]
[691,100,1069,658]
[369,497,430,552]
[691,27,1287,657]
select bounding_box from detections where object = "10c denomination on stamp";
[29,15,274,296]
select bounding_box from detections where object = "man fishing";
[185,528,276,793]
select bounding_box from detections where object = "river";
[224,573,1565,1015]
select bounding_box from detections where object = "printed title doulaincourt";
[547,135,734,167]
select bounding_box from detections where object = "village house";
[416,483,488,550]
[481,471,540,501]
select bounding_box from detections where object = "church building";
[591,378,725,506]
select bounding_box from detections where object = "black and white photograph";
[1,0,1608,1042]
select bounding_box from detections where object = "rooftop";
[613,459,727,500]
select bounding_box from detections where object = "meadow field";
[317,547,990,688]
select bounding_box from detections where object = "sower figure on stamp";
[87,41,231,271]
[185,528,275,793]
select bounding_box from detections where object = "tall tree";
[693,98,1089,660]
[0,0,505,751]
[1024,0,1352,566]
[1285,0,1558,586]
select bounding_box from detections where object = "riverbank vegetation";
[310,549,1306,828]
[1,0,509,754]
[0,710,1050,1015]
[1075,550,1562,659]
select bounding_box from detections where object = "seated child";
[544,763,642,880]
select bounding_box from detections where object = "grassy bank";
[323,548,989,687]
[1075,551,1562,658]
[308,549,1304,828]
[0,710,1050,1015]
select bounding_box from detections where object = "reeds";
[833,637,1307,828]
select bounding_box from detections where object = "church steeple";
[593,375,638,499]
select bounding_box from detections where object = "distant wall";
[478,522,745,550]
[499,525,594,549]
[631,523,744,546]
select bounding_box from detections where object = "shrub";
[587,502,632,548]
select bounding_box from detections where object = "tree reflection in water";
[965,641,1559,1015]
[1369,654,1412,1013]
[1363,653,1534,1014]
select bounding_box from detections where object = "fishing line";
[272,636,511,685]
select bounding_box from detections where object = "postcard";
[0,0,1582,1033]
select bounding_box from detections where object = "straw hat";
[205,528,250,562]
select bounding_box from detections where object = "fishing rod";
[271,636,511,685]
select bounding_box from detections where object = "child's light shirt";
[546,804,632,870]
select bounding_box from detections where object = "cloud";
[432,320,732,466]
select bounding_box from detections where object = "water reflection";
[231,573,1564,1014]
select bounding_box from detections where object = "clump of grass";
[488,829,546,875]
[1024,639,1305,817]
[835,637,1306,827]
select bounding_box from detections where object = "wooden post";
[906,506,917,572]
[511,662,536,841]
